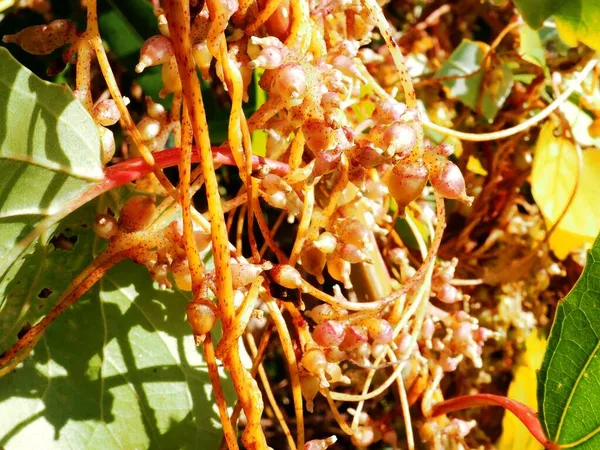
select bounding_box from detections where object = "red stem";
[104,146,290,188]
[54,146,291,233]
[430,394,558,450]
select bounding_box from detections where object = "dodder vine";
[2,0,576,449]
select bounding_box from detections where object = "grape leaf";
[0,47,103,328]
[435,39,514,122]
[0,255,234,449]
[538,233,600,448]
[0,203,97,353]
[519,25,549,77]
[497,331,546,450]
[512,0,600,52]
[530,121,600,259]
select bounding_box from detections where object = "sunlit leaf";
[0,254,234,449]
[0,203,97,354]
[0,0,14,13]
[435,39,514,121]
[497,332,546,450]
[538,233,600,448]
[531,121,600,259]
[466,155,488,176]
[513,0,600,52]
[0,47,102,283]
[519,25,549,77]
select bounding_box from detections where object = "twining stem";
[85,0,179,199]
[246,333,297,450]
[423,59,598,141]
[163,2,267,448]
[0,251,125,377]
[430,394,558,450]
[264,293,305,448]
[203,334,239,450]
[179,105,205,295]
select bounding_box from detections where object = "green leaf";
[519,25,549,77]
[513,0,600,52]
[538,233,600,448]
[435,39,514,121]
[0,47,102,274]
[0,255,234,449]
[0,203,98,353]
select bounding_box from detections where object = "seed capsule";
[97,125,115,164]
[301,348,329,387]
[306,304,337,324]
[304,436,338,450]
[231,263,264,288]
[272,63,307,101]
[249,46,283,69]
[303,120,337,153]
[336,243,369,264]
[387,161,428,211]
[136,35,174,73]
[383,122,416,158]
[312,320,346,347]
[146,96,167,120]
[172,259,192,291]
[94,214,118,240]
[372,99,407,123]
[119,195,156,231]
[300,245,327,284]
[325,362,351,384]
[160,57,182,95]
[300,375,320,413]
[187,302,216,344]
[137,117,161,141]
[339,219,369,248]
[270,264,304,290]
[364,318,393,344]
[313,232,337,254]
[351,426,376,447]
[93,99,120,127]
[3,19,77,55]
[437,283,460,304]
[428,160,472,203]
[193,228,211,251]
[327,257,352,288]
[339,326,368,351]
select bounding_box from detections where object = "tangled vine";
[1,0,595,449]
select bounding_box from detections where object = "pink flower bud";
[387,162,428,210]
[136,35,174,73]
[428,160,472,204]
[313,320,346,347]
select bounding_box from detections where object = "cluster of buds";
[422,310,495,371]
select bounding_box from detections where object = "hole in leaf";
[38,288,53,299]
[50,233,78,251]
[17,322,31,339]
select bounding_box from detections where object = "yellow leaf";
[466,155,488,176]
[497,332,546,450]
[531,122,600,259]
[0,0,15,13]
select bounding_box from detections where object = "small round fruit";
[387,161,428,210]
[119,195,156,231]
[428,160,472,203]
[187,302,215,343]
[94,214,118,239]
